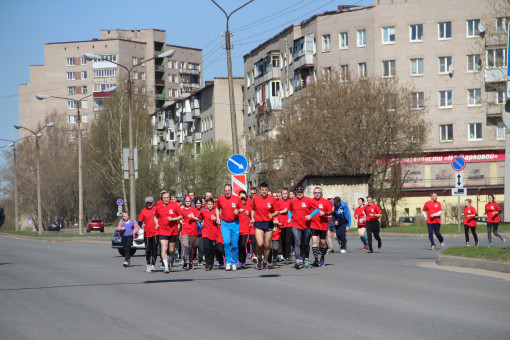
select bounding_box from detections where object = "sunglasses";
[313,192,322,194]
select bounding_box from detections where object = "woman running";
[485,194,505,247]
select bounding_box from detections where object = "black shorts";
[311,229,327,239]
[254,221,274,232]
[159,235,178,242]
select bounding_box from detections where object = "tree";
[249,74,428,226]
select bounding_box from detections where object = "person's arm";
[133,220,139,235]
[372,206,383,218]
[345,204,351,229]
[116,220,125,231]
[153,216,159,230]
[250,203,255,222]
[287,211,293,224]
[216,206,221,222]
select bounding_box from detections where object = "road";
[0,236,508,340]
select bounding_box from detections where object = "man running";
[332,196,351,254]
[354,198,369,250]
[364,196,382,253]
[422,192,444,250]
[154,192,183,273]
[310,187,333,266]
[138,196,158,272]
[288,186,315,269]
[181,196,200,270]
[277,188,292,264]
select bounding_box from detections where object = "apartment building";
[243,0,509,215]
[155,77,244,155]
[19,29,202,139]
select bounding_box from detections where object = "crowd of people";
[115,186,505,272]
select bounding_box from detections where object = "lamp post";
[84,49,174,217]
[36,89,115,235]
[14,122,54,234]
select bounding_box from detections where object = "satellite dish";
[478,21,486,33]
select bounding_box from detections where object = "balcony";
[485,68,508,82]
[293,53,314,70]
[485,34,507,47]
[166,141,175,150]
[157,120,166,130]
[487,103,503,116]
[192,107,200,118]
[179,68,200,75]
[183,111,193,123]
[254,67,281,87]
[257,103,267,116]
[155,79,165,86]
[155,93,166,100]
[266,97,282,111]
[155,65,164,72]
[193,132,201,140]
[185,135,193,143]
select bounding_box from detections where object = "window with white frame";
[358,62,367,78]
[168,60,173,68]
[67,86,76,95]
[440,124,453,141]
[247,99,252,115]
[82,86,87,94]
[496,87,505,104]
[468,123,482,140]
[66,57,75,66]
[466,19,480,37]
[180,61,186,69]
[322,34,331,51]
[438,21,452,39]
[67,72,75,80]
[438,56,452,73]
[81,114,88,123]
[487,48,506,68]
[68,130,76,138]
[81,56,86,65]
[339,32,348,49]
[467,88,481,106]
[81,100,88,109]
[467,54,481,72]
[91,54,117,62]
[382,26,395,44]
[410,58,424,76]
[382,60,395,77]
[93,98,104,107]
[496,17,510,34]
[340,65,349,82]
[439,90,453,108]
[93,83,116,92]
[81,71,87,79]
[132,71,138,80]
[497,121,506,139]
[141,72,145,80]
[246,73,251,87]
[357,29,366,47]
[68,115,77,123]
[67,100,76,109]
[412,92,425,109]
[271,81,280,97]
[132,57,137,66]
[410,24,423,42]
[94,69,116,77]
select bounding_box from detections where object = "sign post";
[228,154,248,195]
[451,157,466,232]
[116,198,124,217]
[504,22,510,223]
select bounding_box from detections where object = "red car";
[87,219,104,233]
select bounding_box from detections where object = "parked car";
[87,219,105,233]
[111,228,145,256]
[475,216,487,226]
[399,216,416,226]
[48,221,61,232]
[435,170,453,180]
[468,169,484,180]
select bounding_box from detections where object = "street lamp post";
[14,122,54,234]
[84,50,174,217]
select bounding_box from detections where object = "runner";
[154,192,183,273]
[354,198,369,250]
[138,197,158,272]
[216,184,244,271]
[422,192,444,250]
[116,211,139,267]
[238,191,251,269]
[250,182,280,270]
[181,196,200,270]
[310,187,333,266]
[332,196,351,254]
[194,198,205,266]
[463,199,478,247]
[288,186,315,269]
[199,198,219,271]
[277,188,292,264]
[270,215,283,268]
[485,194,505,246]
[364,196,382,253]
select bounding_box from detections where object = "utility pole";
[211,0,255,155]
[503,22,510,223]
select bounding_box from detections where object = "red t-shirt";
[138,207,157,238]
[216,195,243,222]
[354,206,366,226]
[239,204,251,235]
[154,202,182,236]
[364,203,382,222]
[289,197,314,229]
[485,202,501,223]
[277,199,291,228]
[199,209,219,240]
[246,197,254,210]
[156,200,164,206]
[310,197,333,231]
[271,221,281,241]
[422,200,442,224]
[464,206,477,227]
[181,206,200,236]
[252,194,278,222]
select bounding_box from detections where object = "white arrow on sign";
[229,158,245,170]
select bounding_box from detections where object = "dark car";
[48,221,61,232]
[87,219,105,233]
[111,228,145,256]
[399,216,416,226]
[475,216,487,226]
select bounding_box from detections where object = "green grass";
[375,224,510,234]
[442,246,510,262]
[0,230,111,237]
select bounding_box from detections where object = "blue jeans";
[221,220,240,265]
[335,224,347,250]
[292,227,311,260]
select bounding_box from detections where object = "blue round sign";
[451,157,466,172]
[116,198,124,206]
[228,154,248,175]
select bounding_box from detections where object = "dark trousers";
[292,228,311,260]
[280,227,293,259]
[239,234,249,263]
[427,223,444,246]
[196,235,204,262]
[464,225,478,243]
[487,223,504,243]
[215,243,225,265]
[335,224,347,250]
[248,234,257,257]
[365,221,381,251]
[203,237,216,267]
[267,240,280,263]
[121,235,133,262]
[144,236,158,265]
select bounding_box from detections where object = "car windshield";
[91,219,102,223]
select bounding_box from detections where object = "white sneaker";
[340,249,347,254]
[232,265,237,271]
[150,265,156,272]
[431,245,436,250]
[488,243,493,248]
[502,237,506,243]
[440,242,445,248]
[123,261,128,267]
[225,263,232,271]
[146,265,151,272]
[164,266,170,273]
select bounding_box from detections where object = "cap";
[295,186,305,192]
[184,195,192,202]
[145,196,154,203]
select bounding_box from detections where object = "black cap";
[295,186,305,192]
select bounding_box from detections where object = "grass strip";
[442,246,510,262]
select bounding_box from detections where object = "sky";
[0,0,372,164]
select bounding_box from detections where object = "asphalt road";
[0,236,508,340]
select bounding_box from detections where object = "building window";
[94,98,104,107]
[67,86,76,95]
[94,69,116,78]
[411,92,425,109]
[68,130,76,138]
[466,19,480,37]
[93,83,116,92]
[438,56,452,74]
[497,121,506,139]
[173,61,178,68]
[357,29,366,47]
[82,114,88,123]
[68,115,77,123]
[358,62,367,78]
[382,60,395,77]
[467,88,481,106]
[467,54,481,72]
[340,65,349,82]
[66,57,75,66]
[468,123,482,140]
[67,101,76,109]
[168,60,173,68]
[91,54,117,62]
[438,21,452,39]
[339,32,348,49]
[382,26,395,44]
[439,90,453,108]
[175,75,179,83]
[81,56,86,65]
[410,24,423,42]
[141,72,145,80]
[410,58,424,76]
[496,17,510,34]
[440,124,453,141]
[487,48,506,68]
[81,71,87,79]
[496,87,506,104]
[132,71,138,80]
[82,86,87,94]
[322,34,331,52]
[180,61,186,69]
[67,72,75,80]
[132,57,138,66]
[81,100,88,109]
[247,99,252,115]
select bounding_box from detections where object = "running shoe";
[319,258,325,267]
[431,245,436,250]
[226,263,232,271]
[170,258,175,270]
[252,257,258,264]
[272,260,278,268]
[304,259,310,269]
[502,236,506,243]
[440,242,445,248]
[257,261,263,270]
[164,266,170,273]
[464,242,470,247]
[312,260,320,267]
[150,265,156,272]
[182,262,188,270]
[146,265,151,273]
[362,243,369,250]
[262,262,268,270]
[189,263,194,270]
[489,243,493,248]
[205,265,211,271]
[475,242,479,247]
[160,264,165,269]
[284,258,289,265]
[247,253,252,259]
[294,261,301,269]
[123,261,128,267]
[232,265,237,271]
[378,239,382,249]
[340,249,347,254]
[367,249,374,253]
[198,261,203,266]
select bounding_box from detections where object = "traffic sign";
[455,172,463,188]
[452,188,467,196]
[117,206,123,216]
[228,154,248,175]
[116,198,124,206]
[232,174,247,196]
[451,157,466,172]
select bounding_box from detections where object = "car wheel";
[118,249,125,257]
[100,229,104,233]
[87,228,90,233]
[130,249,136,256]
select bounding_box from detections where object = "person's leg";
[249,234,257,258]
[427,223,435,247]
[285,227,293,260]
[471,227,478,244]
[169,239,177,265]
[327,229,334,250]
[493,223,505,242]
[122,236,133,264]
[144,236,151,266]
[311,231,320,263]
[358,227,368,247]
[238,234,248,265]
[464,225,470,244]
[365,222,374,251]
[433,223,444,244]
[338,225,347,251]
[221,221,233,266]
[487,223,493,244]
[263,230,273,266]
[271,240,279,267]
[231,221,240,267]
[215,243,225,267]
[373,221,381,249]
[255,228,265,263]
[189,236,196,268]
[160,238,169,271]
[303,228,311,266]
[181,235,190,267]
[292,228,303,267]
[319,232,328,265]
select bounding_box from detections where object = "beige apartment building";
[19,28,202,139]
[156,77,244,155]
[243,0,509,218]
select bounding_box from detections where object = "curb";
[436,254,510,273]
[0,233,110,243]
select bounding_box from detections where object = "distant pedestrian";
[154,192,183,273]
[310,188,333,266]
[332,196,351,254]
[277,188,292,264]
[354,198,368,249]
[463,199,478,247]
[485,194,505,246]
[422,193,444,250]
[288,185,314,269]
[199,198,220,271]
[364,196,382,253]
[117,211,139,267]
[181,196,200,270]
